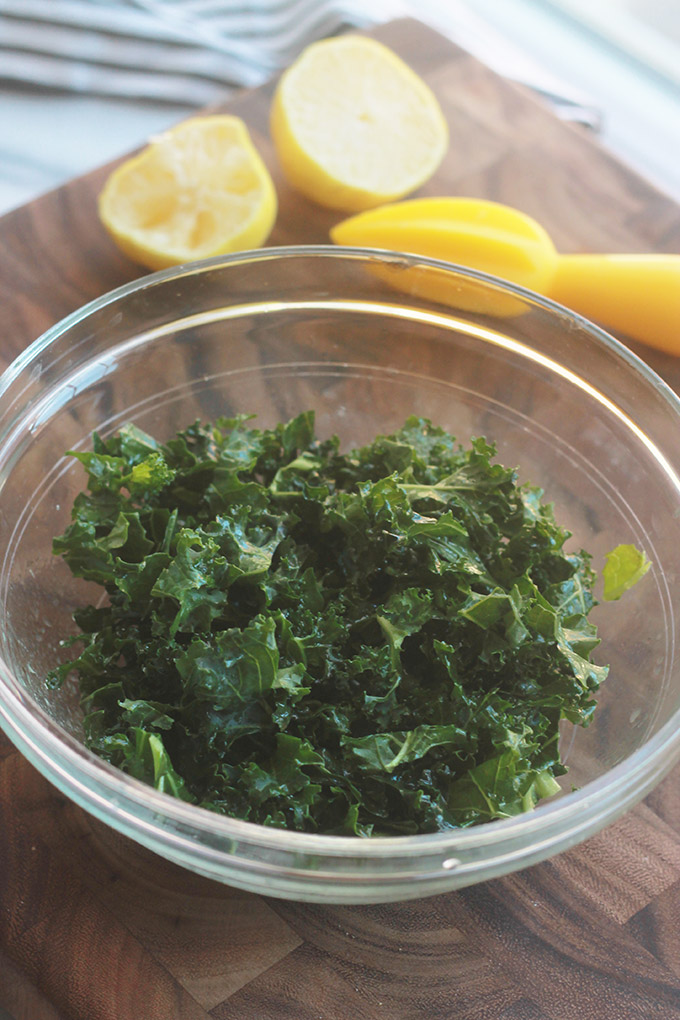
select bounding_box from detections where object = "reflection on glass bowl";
[0,245,679,904]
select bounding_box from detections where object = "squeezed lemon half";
[270,36,448,212]
[98,115,277,270]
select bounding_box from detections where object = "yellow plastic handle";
[331,199,680,355]
[549,254,680,356]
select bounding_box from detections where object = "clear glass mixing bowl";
[1,246,679,904]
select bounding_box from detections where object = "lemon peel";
[270,36,448,212]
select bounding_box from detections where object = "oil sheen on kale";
[48,412,609,836]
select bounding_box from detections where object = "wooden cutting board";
[2,17,680,1020]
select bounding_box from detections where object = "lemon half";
[270,36,448,212]
[98,115,277,271]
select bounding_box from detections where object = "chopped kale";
[48,412,610,835]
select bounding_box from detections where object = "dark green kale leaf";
[48,413,608,836]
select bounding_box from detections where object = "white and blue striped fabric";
[0,0,601,120]
[0,0,405,105]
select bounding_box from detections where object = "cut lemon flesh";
[98,115,277,271]
[270,36,448,212]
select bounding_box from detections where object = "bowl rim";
[1,242,673,410]
[1,243,680,865]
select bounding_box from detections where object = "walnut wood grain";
[1,17,680,1020]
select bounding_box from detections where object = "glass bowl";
[1,246,680,905]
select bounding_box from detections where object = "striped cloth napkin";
[0,0,601,128]
[0,0,405,105]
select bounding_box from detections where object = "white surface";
[468,0,680,204]
[1,0,679,217]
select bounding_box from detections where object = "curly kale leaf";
[49,413,610,835]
